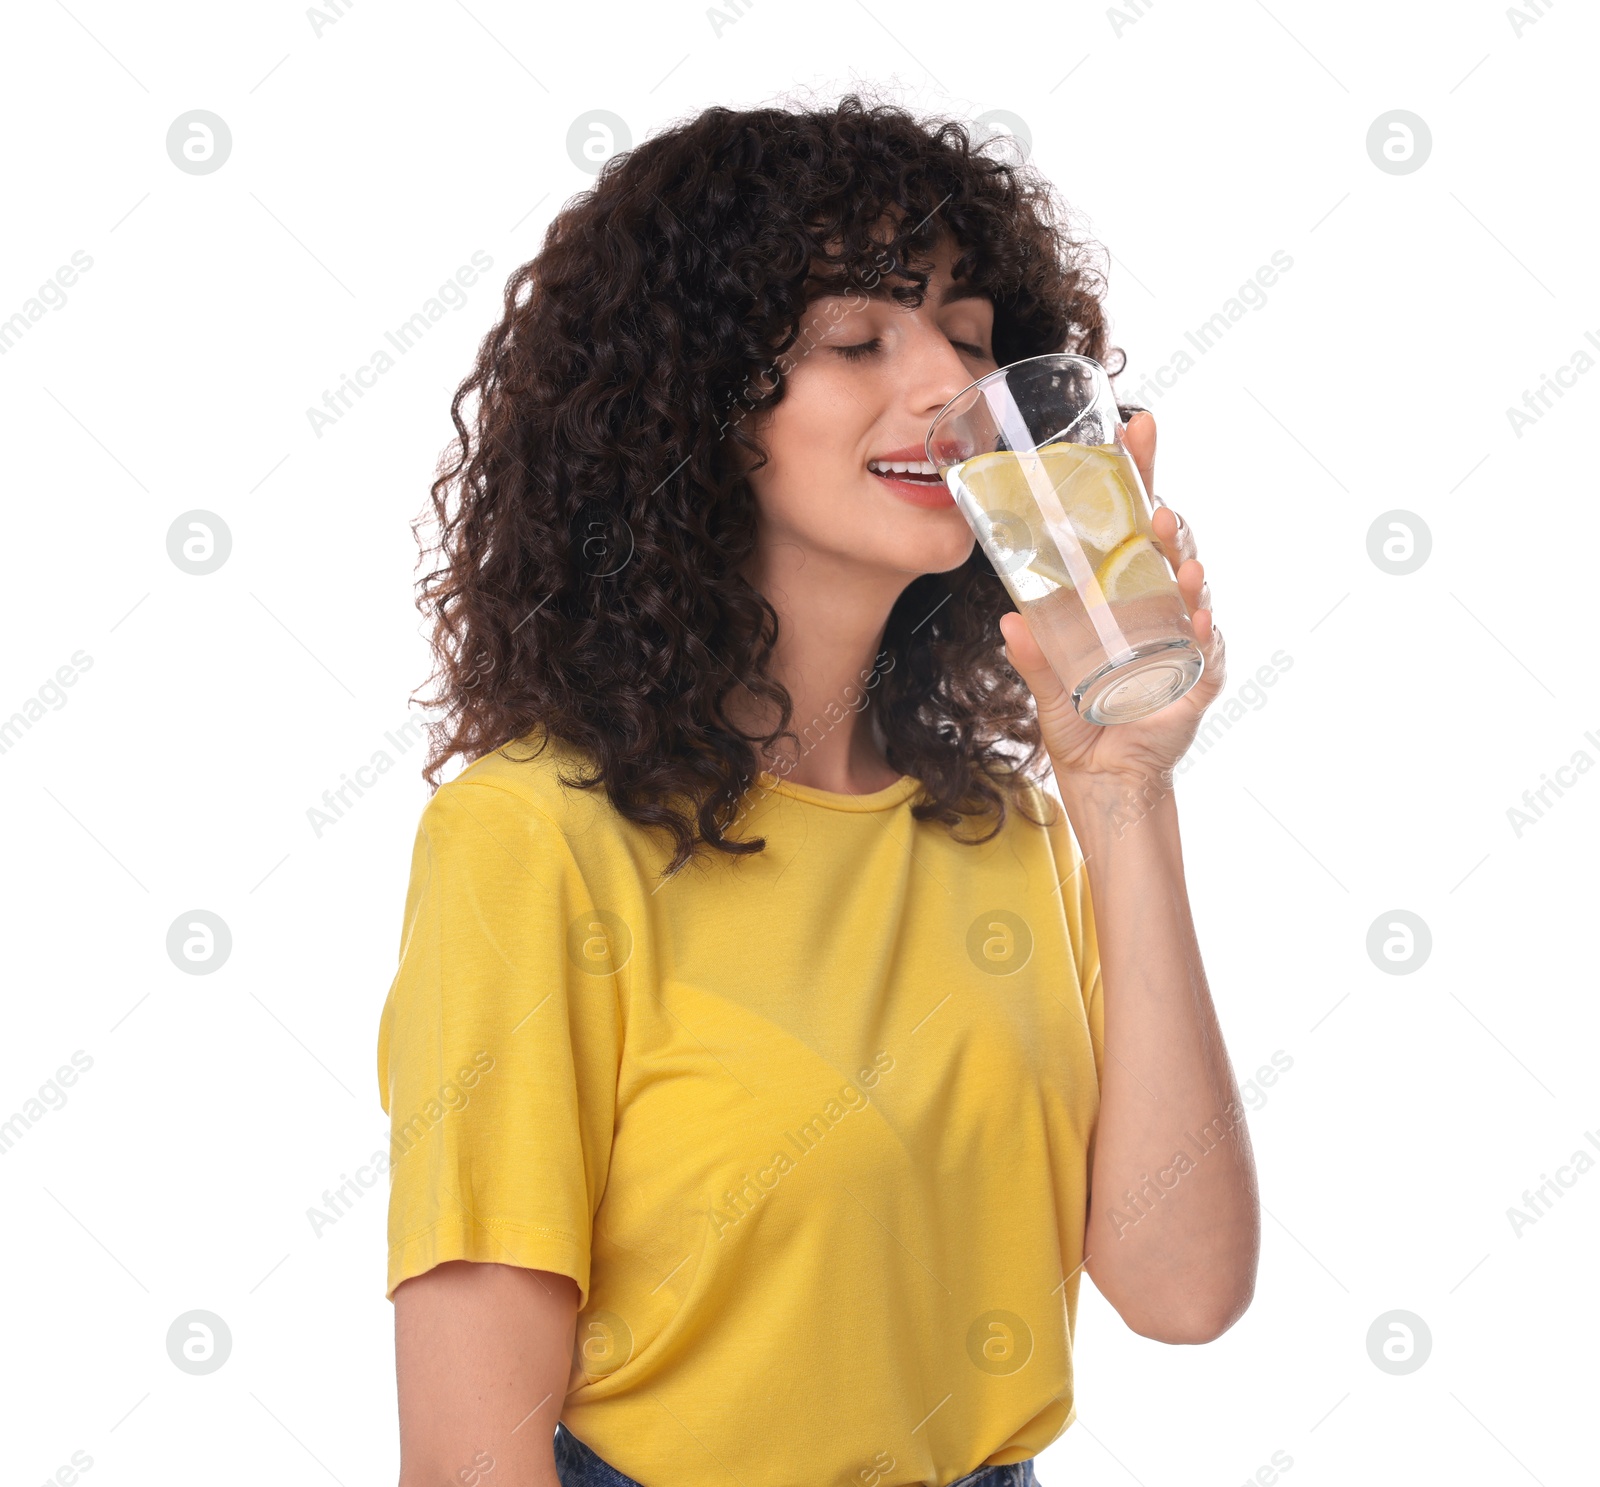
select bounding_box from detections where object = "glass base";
[1072,638,1205,725]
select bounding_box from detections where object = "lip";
[867,464,956,508]
[867,444,956,507]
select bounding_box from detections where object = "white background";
[1,1,1595,1483]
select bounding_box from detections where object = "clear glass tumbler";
[926,352,1204,725]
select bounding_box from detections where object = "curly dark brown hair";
[411,89,1127,878]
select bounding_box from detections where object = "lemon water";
[946,440,1189,693]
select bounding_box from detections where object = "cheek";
[761,365,873,470]
[744,378,874,527]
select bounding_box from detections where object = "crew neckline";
[755,769,921,813]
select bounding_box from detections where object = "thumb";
[1000,611,1071,712]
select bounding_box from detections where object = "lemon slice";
[1095,533,1172,601]
[1022,552,1075,590]
[955,444,1144,590]
[1036,443,1139,555]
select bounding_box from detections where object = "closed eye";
[833,338,881,361]
[833,337,991,361]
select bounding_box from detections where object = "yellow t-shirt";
[377,732,1104,1487]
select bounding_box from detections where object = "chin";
[877,520,976,579]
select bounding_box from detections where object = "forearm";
[1059,769,1259,1343]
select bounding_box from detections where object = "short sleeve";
[1041,786,1105,1087]
[376,778,622,1308]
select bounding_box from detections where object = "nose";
[904,318,983,421]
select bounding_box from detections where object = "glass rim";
[924,351,1111,468]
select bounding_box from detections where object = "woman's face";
[742,234,998,582]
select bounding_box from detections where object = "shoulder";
[413,730,647,883]
[443,730,595,823]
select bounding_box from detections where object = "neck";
[732,547,907,794]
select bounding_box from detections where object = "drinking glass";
[926,352,1204,725]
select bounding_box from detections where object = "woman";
[378,93,1259,1487]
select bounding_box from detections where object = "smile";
[867,458,940,480]
[866,460,956,507]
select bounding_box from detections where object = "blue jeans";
[553,1421,1040,1487]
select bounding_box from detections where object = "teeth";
[869,459,938,475]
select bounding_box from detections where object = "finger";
[999,610,1056,688]
[1123,409,1157,503]
[1176,556,1208,616]
[999,611,1075,722]
[1151,504,1199,572]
